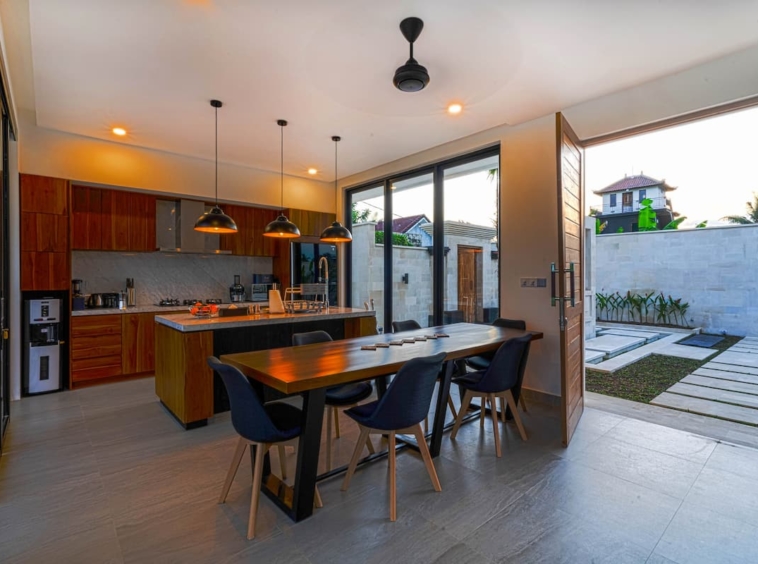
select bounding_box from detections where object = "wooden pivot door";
[555,113,585,446]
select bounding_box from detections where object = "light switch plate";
[520,277,547,288]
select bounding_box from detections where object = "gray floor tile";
[705,442,758,481]
[573,435,704,499]
[604,417,717,464]
[433,542,494,564]
[685,467,758,528]
[645,554,679,564]
[654,500,758,564]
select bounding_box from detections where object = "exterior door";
[622,191,633,212]
[457,246,483,323]
[556,113,585,446]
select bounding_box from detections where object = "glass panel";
[291,242,338,306]
[442,155,499,325]
[349,185,385,331]
[390,172,434,329]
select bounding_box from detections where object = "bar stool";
[450,336,532,457]
[207,357,322,540]
[292,331,375,471]
[341,352,447,521]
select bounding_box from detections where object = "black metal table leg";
[429,359,454,457]
[291,388,326,521]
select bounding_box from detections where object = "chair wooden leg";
[325,406,333,471]
[479,396,486,428]
[499,396,507,423]
[447,395,458,420]
[519,394,529,413]
[314,485,323,508]
[424,415,429,434]
[248,443,269,540]
[342,425,370,491]
[505,390,528,441]
[277,444,287,480]
[219,436,247,504]
[412,424,441,492]
[334,407,341,438]
[366,435,375,454]
[450,390,472,440]
[489,393,502,458]
[388,431,397,521]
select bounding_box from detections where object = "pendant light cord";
[215,104,219,205]
[280,123,284,210]
[334,138,338,209]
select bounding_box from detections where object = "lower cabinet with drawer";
[71,315,123,384]
[71,312,157,386]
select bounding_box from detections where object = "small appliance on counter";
[229,275,246,303]
[23,298,63,395]
[250,273,275,302]
[87,293,104,308]
[102,293,120,309]
[71,279,86,311]
[126,278,136,307]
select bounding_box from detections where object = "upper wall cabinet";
[20,174,70,291]
[72,186,156,252]
[286,209,336,238]
[218,205,280,257]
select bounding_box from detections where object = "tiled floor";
[2,378,758,563]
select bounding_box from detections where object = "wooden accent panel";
[556,113,585,447]
[20,174,68,215]
[286,209,335,238]
[21,212,68,252]
[71,315,123,384]
[71,186,103,250]
[128,192,157,252]
[122,313,156,374]
[101,189,130,251]
[155,323,214,424]
[344,316,378,339]
[272,238,291,288]
[20,251,69,291]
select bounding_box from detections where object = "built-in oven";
[24,298,63,395]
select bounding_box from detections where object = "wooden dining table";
[220,322,543,522]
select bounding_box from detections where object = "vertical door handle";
[568,262,576,308]
[550,263,558,306]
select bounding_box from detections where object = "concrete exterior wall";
[595,224,758,336]
[584,216,597,339]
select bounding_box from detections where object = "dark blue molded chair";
[341,352,447,521]
[465,318,530,419]
[392,319,459,425]
[208,357,322,540]
[292,331,375,470]
[451,335,532,457]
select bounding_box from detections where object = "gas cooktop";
[154,298,224,307]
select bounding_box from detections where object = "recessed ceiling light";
[112,127,127,136]
[308,168,318,175]
[447,103,463,115]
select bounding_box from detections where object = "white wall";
[596,224,758,336]
[17,110,337,213]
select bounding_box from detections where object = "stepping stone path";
[652,337,758,427]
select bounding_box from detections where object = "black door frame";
[0,85,13,451]
[344,145,500,329]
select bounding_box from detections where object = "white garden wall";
[596,224,758,336]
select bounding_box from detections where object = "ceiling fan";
[393,17,430,93]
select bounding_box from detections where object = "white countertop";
[155,307,376,332]
[71,302,270,317]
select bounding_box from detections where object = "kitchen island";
[154,307,377,428]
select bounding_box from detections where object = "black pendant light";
[320,135,352,243]
[264,120,301,239]
[194,100,238,234]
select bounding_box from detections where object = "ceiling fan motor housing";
[394,17,429,92]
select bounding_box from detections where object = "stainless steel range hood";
[156,199,232,254]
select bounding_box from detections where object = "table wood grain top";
[220,323,543,395]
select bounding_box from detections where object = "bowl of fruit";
[189,302,219,318]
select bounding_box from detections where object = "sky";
[353,105,758,229]
[586,106,758,227]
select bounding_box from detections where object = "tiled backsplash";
[72,251,274,305]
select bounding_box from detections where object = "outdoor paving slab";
[668,382,758,409]
[655,343,718,361]
[587,333,689,373]
[599,329,663,341]
[729,346,758,354]
[651,392,758,426]
[710,351,758,368]
[681,374,758,396]
[693,367,758,386]
[584,350,605,363]
[704,362,758,376]
[583,335,645,356]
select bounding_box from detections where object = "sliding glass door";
[346,148,499,330]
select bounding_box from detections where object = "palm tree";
[721,193,758,224]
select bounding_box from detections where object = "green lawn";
[586,335,743,404]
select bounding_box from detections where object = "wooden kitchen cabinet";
[71,185,103,250]
[20,174,71,290]
[286,209,335,238]
[122,312,156,375]
[128,192,157,252]
[71,315,123,384]
[218,205,248,255]
[248,207,279,257]
[101,189,130,251]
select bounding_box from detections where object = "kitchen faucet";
[318,256,329,309]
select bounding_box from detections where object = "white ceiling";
[24,0,758,181]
